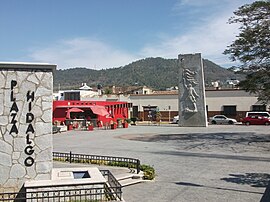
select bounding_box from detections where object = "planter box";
[88,125,94,131]
[68,124,73,130]
[122,122,129,128]
[111,124,117,129]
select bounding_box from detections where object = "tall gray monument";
[178,53,207,127]
[0,62,56,192]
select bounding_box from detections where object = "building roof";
[130,89,258,98]
[79,83,92,90]
[153,90,178,95]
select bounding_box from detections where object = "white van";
[246,111,270,118]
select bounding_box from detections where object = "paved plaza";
[53,124,270,202]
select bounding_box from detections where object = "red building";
[53,100,132,128]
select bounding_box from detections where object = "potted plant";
[110,120,117,129]
[117,118,122,128]
[122,119,129,128]
[68,124,73,130]
[87,122,94,131]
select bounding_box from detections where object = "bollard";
[136,159,140,174]
[69,151,72,163]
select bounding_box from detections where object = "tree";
[104,88,112,95]
[224,1,270,103]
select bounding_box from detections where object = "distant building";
[226,79,240,86]
[54,84,269,123]
[130,89,269,122]
[53,84,133,128]
[131,86,153,95]
[79,83,92,90]
[53,100,132,128]
[54,83,98,100]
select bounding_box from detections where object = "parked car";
[209,115,237,125]
[245,111,270,118]
[242,116,270,125]
[172,115,179,124]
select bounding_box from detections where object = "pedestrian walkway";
[53,125,270,202]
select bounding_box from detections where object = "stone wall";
[0,63,56,192]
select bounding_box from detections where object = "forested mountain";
[54,57,244,91]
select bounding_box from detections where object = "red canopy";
[89,105,109,117]
[66,107,84,119]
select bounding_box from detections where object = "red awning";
[67,107,84,113]
[89,105,109,117]
[66,107,84,119]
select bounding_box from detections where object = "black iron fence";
[0,170,122,202]
[53,151,141,174]
[0,152,140,201]
[100,170,122,201]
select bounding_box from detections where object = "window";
[223,105,237,116]
[215,115,226,119]
[252,105,266,111]
[64,92,80,100]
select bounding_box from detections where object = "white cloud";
[29,1,253,69]
[29,38,139,69]
[174,0,253,8]
[30,15,239,70]
[140,7,241,67]
[174,0,219,8]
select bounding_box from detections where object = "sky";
[0,0,255,69]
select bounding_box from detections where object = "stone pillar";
[178,53,207,127]
[0,62,56,192]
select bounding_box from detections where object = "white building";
[54,84,269,122]
[54,83,99,100]
[130,89,269,122]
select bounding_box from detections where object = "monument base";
[24,167,108,201]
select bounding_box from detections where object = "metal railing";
[53,151,141,174]
[100,170,122,200]
[0,170,122,202]
[0,187,118,201]
[0,151,141,201]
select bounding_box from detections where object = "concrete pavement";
[53,124,270,202]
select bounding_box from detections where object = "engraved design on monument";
[182,67,199,113]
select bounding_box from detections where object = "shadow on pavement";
[125,132,270,143]
[152,150,270,162]
[175,181,263,195]
[221,173,270,188]
[260,181,270,202]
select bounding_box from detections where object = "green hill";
[53,57,244,91]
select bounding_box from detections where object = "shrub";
[125,118,132,124]
[140,164,155,180]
